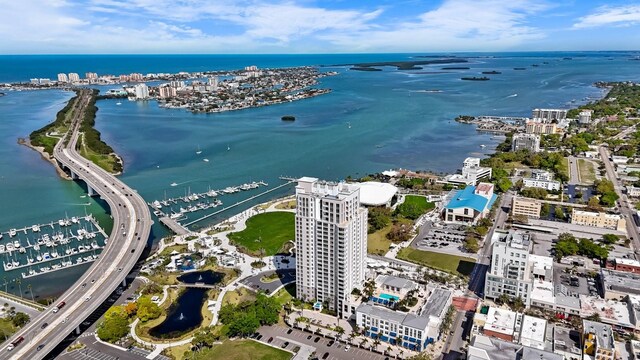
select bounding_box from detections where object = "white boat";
[28,257,33,264]
[153,210,163,217]
[0,245,4,253]
[37,238,44,246]
[19,247,26,254]
[0,234,2,240]
[91,241,99,249]
[196,145,202,155]
[206,189,218,197]
[170,182,178,187]
[36,254,42,262]
[203,158,209,162]
[13,240,20,248]
[42,233,50,242]
[65,248,71,255]
[152,200,162,209]
[71,216,79,224]
[43,252,50,260]
[12,260,19,267]
[33,244,40,251]
[71,248,78,254]
[116,102,122,106]
[58,219,65,226]
[5,263,12,270]
[480,144,486,148]
[8,229,16,237]
[6,244,14,252]
[170,212,182,220]
[32,225,40,232]
[227,145,231,151]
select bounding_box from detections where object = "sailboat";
[227,145,231,151]
[196,145,202,155]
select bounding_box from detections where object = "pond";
[177,270,225,285]
[149,288,208,338]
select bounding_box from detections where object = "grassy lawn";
[228,212,295,256]
[200,340,291,360]
[222,287,256,306]
[368,224,393,255]
[578,159,596,184]
[160,244,188,257]
[558,157,569,181]
[402,195,435,213]
[78,133,121,174]
[397,248,476,277]
[0,318,16,339]
[272,283,296,306]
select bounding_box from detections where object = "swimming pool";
[378,293,400,302]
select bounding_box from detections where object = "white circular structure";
[356,181,398,207]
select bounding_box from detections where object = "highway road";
[0,90,151,359]
[598,145,640,256]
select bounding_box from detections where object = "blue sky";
[2,0,640,54]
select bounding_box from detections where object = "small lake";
[149,288,208,338]
[177,270,225,285]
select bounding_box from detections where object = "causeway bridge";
[0,89,152,359]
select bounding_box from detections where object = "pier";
[158,217,191,236]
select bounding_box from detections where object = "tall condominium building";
[68,73,80,82]
[133,83,149,99]
[525,121,558,135]
[484,231,534,306]
[295,177,368,318]
[531,108,567,122]
[511,133,540,153]
[57,73,69,83]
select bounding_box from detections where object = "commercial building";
[355,278,452,351]
[57,73,68,83]
[484,230,534,306]
[525,121,558,135]
[600,268,640,300]
[570,209,626,231]
[553,326,582,360]
[609,258,640,274]
[523,178,562,191]
[482,307,520,341]
[511,196,541,218]
[519,315,547,350]
[467,334,562,360]
[443,183,496,224]
[627,186,640,197]
[582,320,615,360]
[67,73,80,82]
[511,133,540,153]
[532,108,568,122]
[579,110,593,124]
[354,182,398,207]
[134,83,149,100]
[446,157,492,186]
[295,177,368,318]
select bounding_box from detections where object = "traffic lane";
[257,325,387,360]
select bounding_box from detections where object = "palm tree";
[386,346,392,355]
[399,349,404,359]
[16,279,22,298]
[305,324,311,332]
[373,339,381,352]
[360,338,368,349]
[336,326,345,341]
[27,284,34,302]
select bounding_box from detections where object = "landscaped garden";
[396,248,475,277]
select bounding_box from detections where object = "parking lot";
[414,223,476,258]
[255,325,388,360]
[553,263,599,297]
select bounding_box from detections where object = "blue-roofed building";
[443,183,497,224]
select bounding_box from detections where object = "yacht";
[32,225,40,232]
[42,252,51,260]
[91,241,100,249]
[206,189,218,197]
[8,229,16,237]
[0,245,4,253]
[19,247,26,254]
[6,243,14,252]
[13,240,20,248]
[71,216,79,224]
[152,200,162,209]
[196,145,202,155]
[203,158,209,162]
[153,210,163,217]
[480,144,486,148]
[33,244,40,251]
[12,260,19,267]
[37,238,44,246]
[0,233,3,240]
[71,248,78,254]
[5,263,13,270]
[116,102,122,106]
[170,182,178,187]
[36,254,42,262]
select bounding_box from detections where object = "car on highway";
[85,296,92,302]
[37,344,45,352]
[41,322,48,329]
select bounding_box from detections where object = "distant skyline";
[2,0,640,54]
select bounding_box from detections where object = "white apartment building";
[57,73,68,83]
[85,72,98,80]
[530,169,554,181]
[531,108,567,122]
[511,133,540,153]
[484,231,534,306]
[446,157,492,186]
[68,73,80,82]
[579,110,593,124]
[522,178,561,191]
[295,177,368,318]
[134,83,149,100]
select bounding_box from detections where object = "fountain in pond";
[179,313,185,320]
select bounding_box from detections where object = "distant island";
[333,58,468,71]
[442,67,470,70]
[461,76,490,81]
[350,67,382,72]
[482,71,502,74]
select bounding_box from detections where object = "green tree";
[587,196,603,212]
[601,234,619,245]
[11,312,29,327]
[136,296,162,322]
[228,313,260,337]
[192,327,218,350]
[540,203,550,217]
[97,306,129,343]
[554,205,566,220]
[463,236,479,253]
[368,207,391,233]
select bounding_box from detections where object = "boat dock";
[158,217,191,236]
[21,256,97,279]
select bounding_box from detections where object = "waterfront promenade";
[0,89,152,360]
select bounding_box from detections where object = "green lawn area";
[229,212,295,256]
[368,224,393,255]
[403,195,435,212]
[558,157,569,181]
[0,318,16,340]
[196,340,292,360]
[222,287,256,306]
[578,159,596,184]
[272,283,296,306]
[397,248,476,277]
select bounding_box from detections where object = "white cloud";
[574,5,640,29]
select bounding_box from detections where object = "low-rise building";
[530,169,554,181]
[609,258,640,274]
[553,326,582,360]
[611,155,629,165]
[443,183,496,224]
[512,133,541,153]
[582,320,615,360]
[523,178,562,191]
[627,186,640,197]
[511,197,542,218]
[482,307,519,341]
[600,268,640,300]
[467,334,563,360]
[518,315,547,350]
[578,110,593,125]
[446,157,492,186]
[570,209,626,231]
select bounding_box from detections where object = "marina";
[0,215,107,278]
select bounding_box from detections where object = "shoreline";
[17,137,70,180]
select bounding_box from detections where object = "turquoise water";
[1,52,639,297]
[379,293,400,301]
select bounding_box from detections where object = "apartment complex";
[511,133,540,153]
[134,83,150,99]
[511,197,542,218]
[525,121,558,135]
[484,231,535,306]
[295,177,368,318]
[532,108,568,121]
[570,209,626,231]
[579,110,593,124]
[446,157,492,186]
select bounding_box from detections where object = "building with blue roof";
[443,183,497,224]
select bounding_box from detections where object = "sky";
[1,0,640,54]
